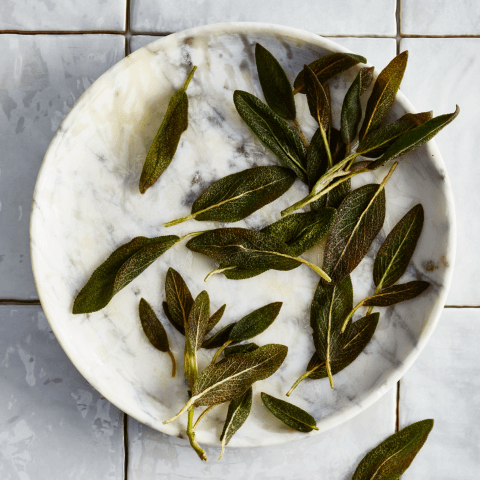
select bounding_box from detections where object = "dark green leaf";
[341,67,374,145]
[255,43,296,121]
[223,267,268,281]
[206,304,226,333]
[304,64,330,132]
[306,128,328,190]
[202,323,235,349]
[165,267,193,333]
[191,344,288,407]
[187,291,210,352]
[357,111,433,158]
[293,53,367,94]
[73,236,180,314]
[368,106,460,169]
[224,343,259,357]
[233,90,308,182]
[363,281,430,307]
[323,184,386,284]
[162,301,185,335]
[359,51,409,141]
[229,302,282,342]
[139,67,196,193]
[165,166,296,226]
[353,419,434,480]
[374,204,424,288]
[219,387,253,460]
[261,392,318,432]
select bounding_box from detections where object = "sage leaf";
[233,90,308,182]
[261,392,318,432]
[187,291,210,352]
[293,52,367,95]
[222,267,268,281]
[163,301,185,335]
[322,183,386,285]
[229,302,282,342]
[368,106,460,170]
[139,298,176,377]
[374,204,424,289]
[304,64,330,133]
[255,43,296,121]
[341,67,374,145]
[73,235,180,314]
[139,67,196,193]
[359,51,409,141]
[357,111,433,158]
[186,228,331,281]
[219,387,252,460]
[206,304,226,333]
[165,166,296,227]
[202,323,235,349]
[363,281,430,307]
[306,128,329,190]
[352,419,434,480]
[224,343,259,357]
[165,267,193,333]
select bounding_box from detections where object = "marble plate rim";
[30,21,456,447]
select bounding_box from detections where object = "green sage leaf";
[162,301,185,335]
[202,323,235,349]
[206,304,226,333]
[359,51,409,141]
[293,53,367,95]
[374,204,424,289]
[261,392,318,432]
[255,43,296,121]
[165,166,296,226]
[229,302,282,342]
[219,387,253,460]
[139,67,196,194]
[304,64,330,133]
[73,235,180,314]
[224,343,259,357]
[187,291,210,352]
[352,419,434,480]
[363,281,430,307]
[233,90,308,182]
[341,67,374,145]
[165,267,193,333]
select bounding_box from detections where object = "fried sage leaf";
[229,302,282,342]
[187,228,331,281]
[163,301,184,335]
[323,183,386,285]
[139,67,196,194]
[165,267,193,333]
[368,106,460,170]
[341,67,374,145]
[165,166,296,227]
[233,90,308,182]
[73,235,180,314]
[357,111,433,158]
[293,52,367,95]
[364,281,430,307]
[352,419,434,480]
[219,387,253,460]
[202,323,235,349]
[139,298,176,377]
[304,64,330,134]
[359,51,409,141]
[261,393,318,432]
[206,304,226,333]
[374,204,424,289]
[255,43,296,121]
[224,343,259,357]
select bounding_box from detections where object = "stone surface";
[0,305,124,480]
[0,34,125,299]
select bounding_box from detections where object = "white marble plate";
[30,23,455,448]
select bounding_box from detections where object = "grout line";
[0,299,41,306]
[396,381,400,433]
[124,413,129,480]
[0,29,126,35]
[396,0,401,54]
[444,305,480,308]
[400,34,480,38]
[125,0,131,55]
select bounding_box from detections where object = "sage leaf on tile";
[341,67,374,145]
[139,66,196,194]
[73,235,181,314]
[233,90,308,182]
[255,43,296,121]
[202,323,235,349]
[293,52,367,95]
[206,304,227,333]
[163,301,185,335]
[165,267,193,333]
[224,343,259,357]
[357,111,433,158]
[139,298,176,377]
[165,166,296,227]
[187,228,331,281]
[373,204,424,289]
[352,419,434,480]
[367,106,460,170]
[261,392,318,432]
[359,51,409,141]
[219,387,253,460]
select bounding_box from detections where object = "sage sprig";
[139,66,196,194]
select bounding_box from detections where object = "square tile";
[400,38,480,305]
[399,308,480,478]
[0,305,124,479]
[131,0,396,36]
[0,35,125,299]
[0,0,126,31]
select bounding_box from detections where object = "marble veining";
[30,24,455,448]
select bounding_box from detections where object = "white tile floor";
[0,1,478,478]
